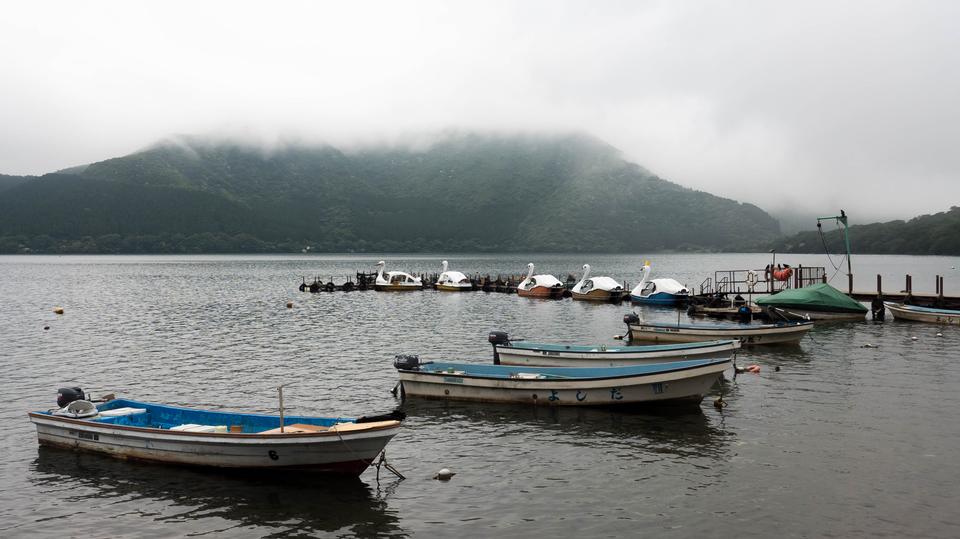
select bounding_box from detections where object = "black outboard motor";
[488,331,510,364]
[622,313,640,342]
[488,331,510,346]
[57,387,85,408]
[394,354,421,371]
[871,296,886,321]
[737,305,752,323]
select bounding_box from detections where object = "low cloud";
[1,0,957,223]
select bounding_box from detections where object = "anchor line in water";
[331,416,405,481]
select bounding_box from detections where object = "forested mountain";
[0,174,32,194]
[769,207,960,255]
[0,133,781,253]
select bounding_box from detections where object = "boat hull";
[885,303,960,325]
[630,292,688,305]
[768,307,865,321]
[398,360,730,406]
[436,283,473,292]
[627,321,813,345]
[571,289,623,302]
[28,413,400,475]
[495,340,739,367]
[517,286,565,299]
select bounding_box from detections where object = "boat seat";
[170,424,227,433]
[329,421,397,432]
[260,423,329,434]
[98,407,147,417]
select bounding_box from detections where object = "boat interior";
[43,398,349,434]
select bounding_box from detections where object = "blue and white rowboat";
[623,314,813,345]
[29,396,402,475]
[488,331,739,367]
[885,302,960,325]
[394,356,732,406]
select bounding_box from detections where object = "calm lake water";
[1,253,959,538]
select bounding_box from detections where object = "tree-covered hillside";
[0,174,32,194]
[769,207,960,255]
[0,133,782,253]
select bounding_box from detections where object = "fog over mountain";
[1,1,958,223]
[0,133,785,254]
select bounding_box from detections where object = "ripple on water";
[1,254,960,538]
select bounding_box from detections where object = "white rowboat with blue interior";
[393,355,731,406]
[487,331,739,367]
[29,392,402,475]
[623,314,813,345]
[885,302,960,325]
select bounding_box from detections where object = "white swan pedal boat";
[28,390,403,475]
[393,355,731,406]
[487,331,740,367]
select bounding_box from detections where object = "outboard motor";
[871,297,886,321]
[488,331,510,364]
[488,331,510,346]
[393,354,421,371]
[57,387,85,408]
[737,305,752,323]
[623,313,640,325]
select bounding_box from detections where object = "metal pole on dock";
[817,210,853,293]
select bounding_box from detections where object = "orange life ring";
[772,267,793,281]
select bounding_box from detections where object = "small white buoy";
[434,468,456,481]
[861,343,875,348]
[911,336,918,341]
[936,333,943,338]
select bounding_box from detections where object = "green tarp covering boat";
[756,283,867,314]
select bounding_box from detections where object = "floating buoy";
[713,397,727,409]
[746,364,761,374]
[286,302,293,309]
[911,336,918,341]
[43,325,50,330]
[936,333,943,338]
[53,307,64,315]
[434,468,456,481]
[775,366,781,372]
[861,343,875,348]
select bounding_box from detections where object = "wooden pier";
[849,273,960,304]
[297,267,960,310]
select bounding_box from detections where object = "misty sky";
[1,1,957,223]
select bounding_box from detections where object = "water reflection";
[30,447,406,538]
[401,399,732,460]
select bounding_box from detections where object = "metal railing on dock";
[699,266,826,296]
